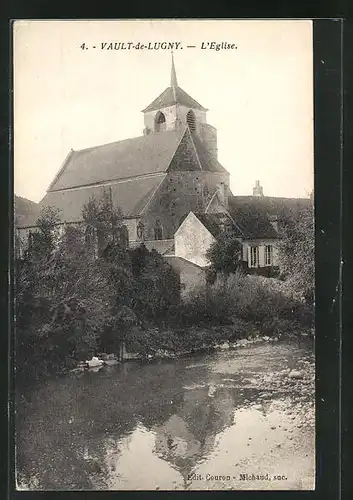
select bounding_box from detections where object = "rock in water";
[289,370,304,379]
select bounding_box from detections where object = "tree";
[82,190,126,254]
[206,233,242,276]
[129,245,180,326]
[278,204,314,304]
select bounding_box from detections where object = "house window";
[249,246,259,268]
[186,110,196,132]
[154,220,163,240]
[265,245,273,266]
[155,111,166,132]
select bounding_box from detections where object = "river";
[16,338,315,491]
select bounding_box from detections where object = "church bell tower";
[142,53,218,160]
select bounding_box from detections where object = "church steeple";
[170,51,178,87]
[142,54,217,160]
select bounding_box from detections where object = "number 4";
[80,43,86,50]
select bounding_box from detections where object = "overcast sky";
[14,20,313,203]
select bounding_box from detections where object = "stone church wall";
[140,170,229,240]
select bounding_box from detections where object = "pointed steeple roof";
[171,51,178,87]
[142,55,208,113]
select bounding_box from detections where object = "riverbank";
[123,321,314,361]
[16,320,314,386]
[16,339,315,491]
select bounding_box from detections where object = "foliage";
[15,195,180,381]
[129,246,180,326]
[278,204,315,304]
[174,271,313,333]
[206,232,242,275]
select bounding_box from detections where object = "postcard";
[13,19,315,491]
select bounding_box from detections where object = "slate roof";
[163,255,206,272]
[142,86,208,113]
[193,213,237,239]
[40,127,228,224]
[227,195,311,239]
[48,130,184,192]
[40,175,165,223]
[184,203,278,240]
[191,132,227,173]
[229,196,311,221]
[14,195,40,228]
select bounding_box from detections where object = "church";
[15,55,310,296]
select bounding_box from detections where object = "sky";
[13,20,313,203]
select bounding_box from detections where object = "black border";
[2,15,346,500]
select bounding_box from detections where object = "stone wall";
[141,170,229,240]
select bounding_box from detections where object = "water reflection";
[16,341,315,490]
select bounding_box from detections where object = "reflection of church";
[153,386,235,487]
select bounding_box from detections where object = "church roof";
[40,174,165,223]
[142,53,207,113]
[142,86,208,113]
[48,130,184,192]
[14,195,40,228]
[40,127,228,223]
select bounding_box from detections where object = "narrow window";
[28,231,33,249]
[137,220,145,240]
[265,245,273,266]
[250,246,259,268]
[155,111,166,132]
[154,220,163,240]
[186,110,196,132]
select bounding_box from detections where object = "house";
[175,208,279,277]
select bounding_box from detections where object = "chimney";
[253,180,264,197]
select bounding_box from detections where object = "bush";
[175,271,313,334]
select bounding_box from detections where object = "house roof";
[164,255,207,273]
[14,195,40,228]
[229,196,311,221]
[142,86,208,113]
[39,174,165,223]
[193,212,238,239]
[227,195,311,239]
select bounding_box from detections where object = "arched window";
[186,110,196,132]
[154,220,163,240]
[137,220,145,240]
[155,111,166,132]
[28,231,33,249]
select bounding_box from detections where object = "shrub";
[176,271,313,334]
